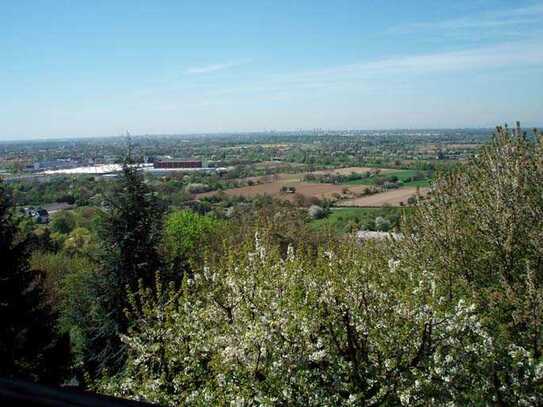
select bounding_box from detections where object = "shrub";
[307,205,325,220]
[186,183,212,194]
[374,216,391,231]
[56,194,76,205]
[163,210,223,265]
[50,211,76,234]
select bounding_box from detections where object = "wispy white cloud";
[185,59,251,74]
[260,39,543,92]
[132,39,543,108]
[331,41,540,74]
[389,4,543,34]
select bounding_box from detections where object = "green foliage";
[8,175,109,206]
[164,210,223,262]
[30,250,103,382]
[0,179,69,383]
[63,227,97,256]
[51,211,76,234]
[71,206,103,233]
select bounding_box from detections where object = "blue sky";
[1,0,542,139]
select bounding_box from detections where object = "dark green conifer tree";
[81,161,165,377]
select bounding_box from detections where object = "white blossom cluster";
[99,231,542,405]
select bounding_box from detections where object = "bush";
[50,211,76,234]
[186,183,212,194]
[56,194,76,205]
[307,205,325,220]
[374,216,391,231]
[63,227,96,256]
[163,210,223,265]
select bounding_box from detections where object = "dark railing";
[0,378,156,406]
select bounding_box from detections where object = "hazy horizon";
[2,125,532,143]
[2,0,542,140]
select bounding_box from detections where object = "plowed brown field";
[195,166,418,205]
[197,181,369,201]
[337,187,430,207]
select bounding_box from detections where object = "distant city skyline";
[1,126,532,144]
[1,0,542,140]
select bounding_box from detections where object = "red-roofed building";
[153,160,202,169]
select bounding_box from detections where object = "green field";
[311,207,413,234]
[345,169,431,187]
[342,178,374,185]
[401,178,432,187]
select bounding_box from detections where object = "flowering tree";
[395,125,543,404]
[100,125,543,405]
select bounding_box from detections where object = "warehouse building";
[153,160,202,169]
